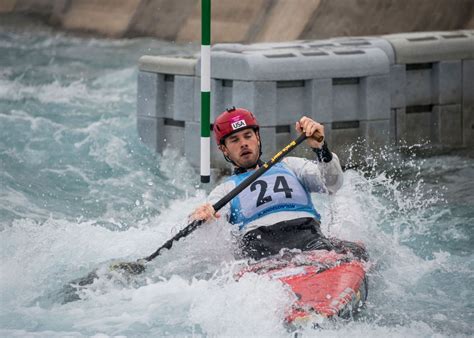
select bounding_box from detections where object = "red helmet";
[213,107,259,144]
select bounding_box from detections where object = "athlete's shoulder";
[222,174,239,185]
[207,177,235,203]
[281,156,309,169]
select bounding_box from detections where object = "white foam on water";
[91,68,136,94]
[1,164,462,337]
[0,194,268,336]
[2,23,473,337]
[0,67,135,106]
[2,132,471,336]
[189,273,293,337]
[0,188,52,222]
[0,109,64,132]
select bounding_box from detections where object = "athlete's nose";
[240,139,249,149]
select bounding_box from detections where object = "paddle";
[110,132,309,274]
[64,132,310,300]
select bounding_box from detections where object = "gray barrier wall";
[382,31,474,147]
[137,55,197,156]
[199,46,391,165]
[136,30,474,170]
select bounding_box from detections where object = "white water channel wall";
[136,30,474,169]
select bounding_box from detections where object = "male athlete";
[191,107,345,260]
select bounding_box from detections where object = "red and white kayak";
[236,243,370,327]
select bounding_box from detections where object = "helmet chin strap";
[233,158,264,175]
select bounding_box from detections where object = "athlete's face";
[221,129,260,169]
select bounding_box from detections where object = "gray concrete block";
[276,83,307,125]
[137,33,474,172]
[193,76,201,122]
[213,41,306,53]
[328,125,360,148]
[393,108,404,144]
[360,75,391,120]
[262,125,313,161]
[405,66,432,106]
[258,127,278,160]
[196,43,391,133]
[138,55,197,75]
[210,79,222,121]
[390,109,398,144]
[304,37,402,110]
[206,48,389,81]
[327,37,396,64]
[184,121,218,169]
[390,64,406,109]
[397,107,433,145]
[136,116,164,151]
[192,78,223,123]
[332,79,360,122]
[137,71,177,119]
[232,81,278,126]
[324,122,363,166]
[307,79,332,123]
[392,108,405,145]
[184,121,199,168]
[137,117,185,154]
[323,119,392,166]
[212,79,233,121]
[162,123,185,155]
[404,60,462,107]
[462,60,474,146]
[432,104,463,146]
[173,75,195,121]
[462,60,474,106]
[137,71,161,118]
[463,104,474,146]
[364,119,393,148]
[275,127,293,152]
[383,31,474,64]
[163,76,175,119]
[432,60,462,105]
[394,105,463,146]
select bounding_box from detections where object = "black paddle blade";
[60,260,147,304]
[60,270,99,303]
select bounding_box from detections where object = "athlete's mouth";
[240,150,252,157]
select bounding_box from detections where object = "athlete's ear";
[219,144,229,157]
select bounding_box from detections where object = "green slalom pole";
[200,0,211,183]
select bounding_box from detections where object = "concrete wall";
[301,0,474,40]
[2,0,474,41]
[60,0,142,36]
[135,31,474,170]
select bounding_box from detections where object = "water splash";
[1,19,473,337]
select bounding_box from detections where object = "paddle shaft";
[144,133,308,262]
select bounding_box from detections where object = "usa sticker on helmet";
[231,120,247,130]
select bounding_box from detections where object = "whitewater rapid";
[0,17,473,337]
